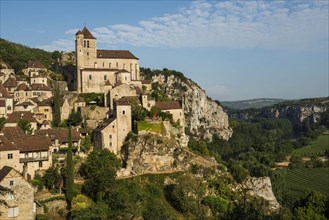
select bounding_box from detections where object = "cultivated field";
[285,167,329,198]
[292,134,329,157]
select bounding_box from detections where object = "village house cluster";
[0,26,185,219]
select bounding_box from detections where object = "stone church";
[75,26,140,94]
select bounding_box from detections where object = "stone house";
[30,75,48,86]
[4,111,38,133]
[22,61,47,78]
[75,26,140,93]
[3,76,17,95]
[31,98,53,124]
[0,135,20,171]
[35,128,81,152]
[155,101,185,129]
[30,83,52,99]
[0,83,13,118]
[0,166,35,220]
[14,83,30,103]
[14,100,36,112]
[106,83,137,109]
[94,98,132,156]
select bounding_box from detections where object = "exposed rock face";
[261,105,327,127]
[152,75,232,141]
[237,177,280,213]
[118,131,193,177]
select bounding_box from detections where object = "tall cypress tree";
[53,84,61,127]
[66,126,74,216]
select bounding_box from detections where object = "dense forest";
[0,38,60,72]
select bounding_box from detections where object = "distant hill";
[0,38,57,72]
[222,98,287,110]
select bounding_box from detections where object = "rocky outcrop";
[152,75,232,141]
[118,131,193,177]
[237,177,280,213]
[261,105,326,127]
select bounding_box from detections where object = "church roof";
[77,27,96,39]
[97,50,139,60]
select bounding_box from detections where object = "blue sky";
[0,0,328,101]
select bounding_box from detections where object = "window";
[8,207,19,217]
[102,62,104,67]
[7,105,11,111]
[109,135,112,139]
[8,153,13,159]
[39,161,43,167]
[123,63,126,69]
[125,77,127,80]
[87,52,89,56]
[87,40,89,48]
[9,180,14,186]
[89,75,92,80]
[83,40,86,48]
[104,75,107,81]
[123,110,125,115]
[109,142,112,147]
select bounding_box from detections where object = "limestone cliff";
[261,105,327,127]
[236,177,280,213]
[152,74,232,141]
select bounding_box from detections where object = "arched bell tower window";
[83,40,86,48]
[87,40,90,48]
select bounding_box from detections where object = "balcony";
[20,156,49,163]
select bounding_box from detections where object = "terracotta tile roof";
[0,100,5,107]
[27,61,46,69]
[0,83,11,98]
[155,101,182,110]
[141,80,152,84]
[16,100,35,106]
[0,166,13,181]
[115,97,130,106]
[5,111,37,124]
[1,127,26,141]
[3,77,17,88]
[97,50,138,60]
[95,118,116,132]
[0,135,18,152]
[16,83,30,91]
[31,83,51,91]
[34,128,81,143]
[13,136,51,152]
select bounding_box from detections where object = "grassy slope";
[285,167,329,198]
[292,134,329,157]
[137,121,164,133]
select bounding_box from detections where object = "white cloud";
[89,1,328,51]
[65,28,79,35]
[38,39,74,52]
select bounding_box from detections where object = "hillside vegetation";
[0,38,57,72]
[222,98,287,110]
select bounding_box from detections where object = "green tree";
[0,185,12,207]
[81,135,92,153]
[82,149,120,201]
[66,126,74,215]
[43,166,61,191]
[18,118,33,134]
[0,117,5,130]
[53,84,61,127]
